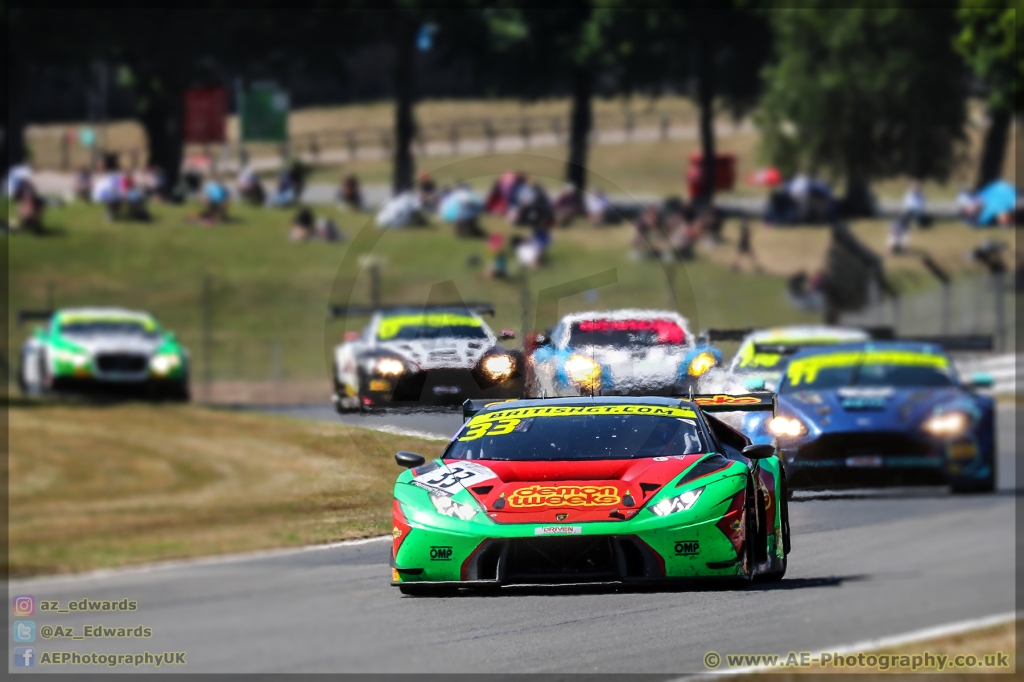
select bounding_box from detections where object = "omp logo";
[694,395,761,405]
[674,540,700,555]
[429,546,453,561]
[508,485,620,508]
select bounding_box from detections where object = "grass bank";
[7,400,446,577]
[7,201,1011,385]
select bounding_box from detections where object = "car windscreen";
[445,405,705,461]
[60,319,158,337]
[780,350,954,391]
[568,319,685,347]
[376,313,488,341]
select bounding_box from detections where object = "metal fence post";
[484,120,496,152]
[993,272,1005,353]
[520,117,530,149]
[660,115,670,140]
[347,131,357,161]
[449,123,459,155]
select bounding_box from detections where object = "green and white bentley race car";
[390,394,789,594]
[18,307,190,400]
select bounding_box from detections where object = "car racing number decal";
[411,461,497,496]
[457,404,697,442]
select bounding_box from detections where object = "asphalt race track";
[10,405,1017,675]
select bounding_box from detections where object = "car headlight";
[430,494,480,521]
[565,354,601,389]
[53,349,89,367]
[150,353,182,374]
[650,487,704,516]
[768,415,807,437]
[687,351,717,377]
[376,358,405,376]
[482,354,515,381]
[922,411,970,438]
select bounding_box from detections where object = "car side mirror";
[967,373,994,389]
[743,377,766,391]
[395,451,426,469]
[344,331,361,342]
[499,329,516,340]
[742,443,776,460]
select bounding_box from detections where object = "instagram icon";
[13,595,34,617]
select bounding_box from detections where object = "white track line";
[9,535,391,588]
[678,610,1019,679]
[368,424,451,441]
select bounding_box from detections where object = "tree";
[605,4,771,206]
[483,3,605,193]
[956,0,1022,189]
[757,7,968,216]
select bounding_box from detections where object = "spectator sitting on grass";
[290,205,315,241]
[631,205,659,261]
[12,178,46,234]
[199,176,230,224]
[73,167,92,202]
[585,188,613,225]
[902,181,930,227]
[315,216,344,242]
[91,164,123,221]
[553,184,583,225]
[338,173,363,211]
[121,173,151,221]
[237,164,265,206]
[417,173,438,213]
[511,235,540,270]
[269,170,298,207]
[484,234,509,279]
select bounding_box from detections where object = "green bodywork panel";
[392,453,785,582]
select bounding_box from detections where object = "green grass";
[7,400,446,576]
[8,201,1010,384]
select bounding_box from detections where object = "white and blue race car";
[526,309,721,397]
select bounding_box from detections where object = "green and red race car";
[390,394,789,594]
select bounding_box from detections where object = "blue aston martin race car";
[742,340,996,494]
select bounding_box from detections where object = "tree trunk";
[392,16,416,195]
[138,76,184,191]
[975,106,1010,191]
[696,32,716,209]
[842,172,875,218]
[565,64,593,193]
[5,66,26,168]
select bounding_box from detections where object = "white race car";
[330,305,523,411]
[525,309,721,397]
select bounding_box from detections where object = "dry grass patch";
[8,401,447,577]
[738,618,1017,678]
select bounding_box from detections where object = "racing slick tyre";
[757,478,790,583]
[736,481,759,587]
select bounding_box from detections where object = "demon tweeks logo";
[508,485,620,508]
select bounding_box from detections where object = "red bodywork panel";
[577,318,685,344]
[447,455,703,524]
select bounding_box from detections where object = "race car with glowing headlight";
[330,304,523,410]
[699,325,874,393]
[742,339,996,494]
[17,307,190,400]
[526,310,721,398]
[389,393,789,594]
